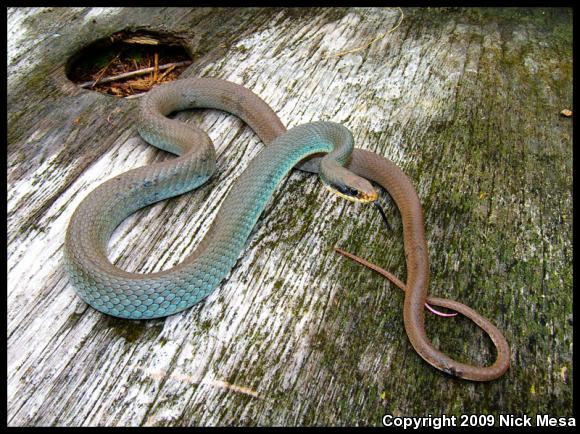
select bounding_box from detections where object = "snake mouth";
[358,190,379,203]
[325,184,378,203]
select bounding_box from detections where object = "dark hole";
[66,29,192,98]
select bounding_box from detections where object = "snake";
[64,77,510,381]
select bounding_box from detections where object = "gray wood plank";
[7,7,573,426]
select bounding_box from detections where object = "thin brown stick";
[324,7,404,59]
[157,64,177,82]
[79,61,191,88]
[334,246,406,290]
[90,54,120,88]
[333,246,458,317]
[153,52,159,83]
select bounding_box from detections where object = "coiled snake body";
[65,77,509,381]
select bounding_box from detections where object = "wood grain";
[7,7,572,426]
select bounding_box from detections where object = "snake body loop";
[64,77,509,381]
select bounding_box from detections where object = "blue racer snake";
[64,77,510,381]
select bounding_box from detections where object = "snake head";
[323,171,378,204]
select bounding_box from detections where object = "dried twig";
[79,61,191,88]
[124,92,147,100]
[123,35,159,45]
[157,64,177,81]
[333,246,458,317]
[90,53,121,88]
[324,7,404,59]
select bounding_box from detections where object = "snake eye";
[324,180,377,203]
[335,184,359,198]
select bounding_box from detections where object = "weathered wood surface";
[7,7,573,426]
